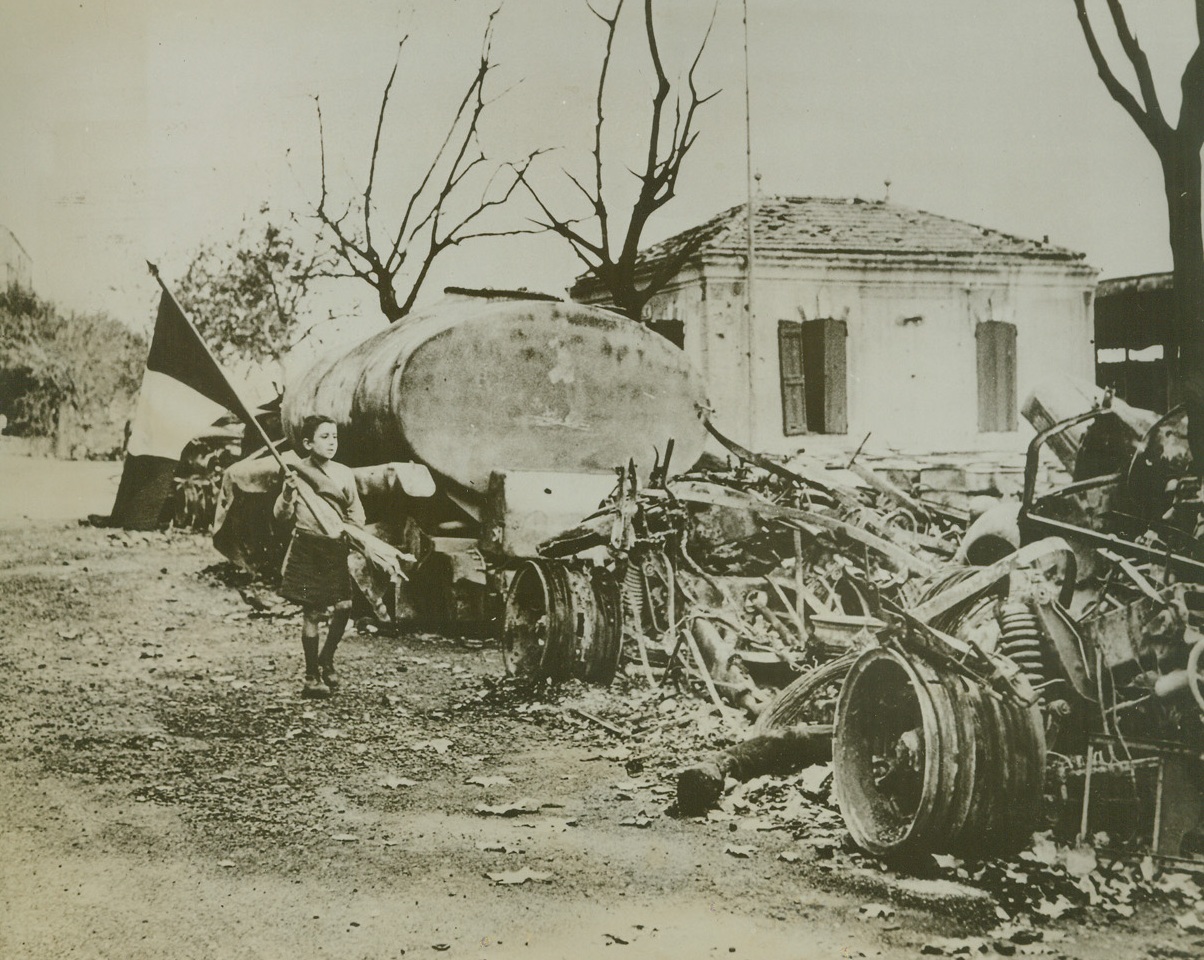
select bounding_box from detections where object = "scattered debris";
[583,747,632,762]
[378,775,419,789]
[676,723,831,816]
[477,840,525,854]
[474,798,549,817]
[570,707,625,736]
[465,774,513,787]
[485,866,553,886]
[520,392,1204,883]
[919,937,990,956]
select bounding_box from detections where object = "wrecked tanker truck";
[214,288,710,631]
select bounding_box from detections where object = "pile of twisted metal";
[499,396,1204,865]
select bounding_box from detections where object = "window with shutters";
[778,319,848,436]
[976,320,1018,432]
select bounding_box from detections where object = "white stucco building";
[573,197,1098,455]
[0,225,32,292]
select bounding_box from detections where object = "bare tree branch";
[1072,0,1168,147]
[592,0,622,254]
[1180,6,1204,145]
[316,95,378,279]
[639,0,670,189]
[520,0,718,322]
[364,40,407,258]
[445,152,540,240]
[516,165,606,264]
[1103,0,1170,133]
[387,25,494,272]
[560,170,595,208]
[313,9,538,323]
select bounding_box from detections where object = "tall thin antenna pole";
[742,0,757,446]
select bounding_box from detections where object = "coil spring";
[996,601,1047,696]
[621,560,646,633]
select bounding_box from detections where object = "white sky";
[0,0,1195,352]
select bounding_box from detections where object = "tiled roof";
[630,195,1087,269]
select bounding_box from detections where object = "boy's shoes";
[320,665,340,690]
[301,677,332,699]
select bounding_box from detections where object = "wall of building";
[641,254,1096,455]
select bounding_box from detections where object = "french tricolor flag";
[109,276,255,529]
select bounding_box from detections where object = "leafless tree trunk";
[520,0,718,323]
[1072,0,1204,465]
[315,12,540,324]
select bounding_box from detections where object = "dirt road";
[0,453,1194,959]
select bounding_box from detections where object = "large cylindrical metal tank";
[282,291,708,505]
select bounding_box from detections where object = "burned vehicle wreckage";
[512,395,1204,864]
[213,289,1204,867]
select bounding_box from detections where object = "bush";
[0,286,146,459]
[175,207,330,371]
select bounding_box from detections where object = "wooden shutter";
[976,321,1017,432]
[778,321,808,436]
[826,319,848,434]
[801,318,847,434]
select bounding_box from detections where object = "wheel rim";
[502,561,553,679]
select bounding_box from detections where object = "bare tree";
[1072,0,1204,463]
[315,11,539,324]
[521,0,718,323]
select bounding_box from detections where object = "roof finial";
[883,178,892,203]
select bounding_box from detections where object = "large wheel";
[502,560,623,686]
[833,646,1046,858]
[501,560,555,680]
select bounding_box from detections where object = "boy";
[274,415,364,699]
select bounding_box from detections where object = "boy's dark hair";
[299,414,337,444]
